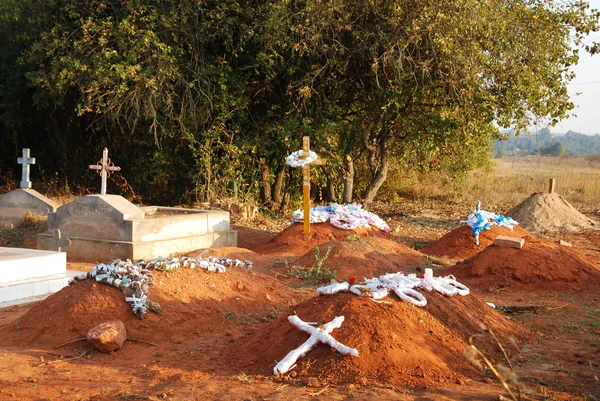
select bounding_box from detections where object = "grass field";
[384,155,600,216]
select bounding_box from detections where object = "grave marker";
[17,148,35,189]
[89,148,121,195]
[289,136,326,234]
[42,229,72,252]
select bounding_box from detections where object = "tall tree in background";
[0,0,597,207]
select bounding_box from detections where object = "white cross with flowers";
[273,315,358,375]
[286,136,326,234]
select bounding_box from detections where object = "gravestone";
[0,148,58,224]
[0,247,80,307]
[38,194,237,262]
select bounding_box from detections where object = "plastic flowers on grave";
[285,150,318,168]
[465,200,518,245]
[292,203,390,232]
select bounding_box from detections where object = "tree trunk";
[363,131,390,211]
[259,164,272,204]
[272,164,285,210]
[324,169,337,202]
[338,155,354,204]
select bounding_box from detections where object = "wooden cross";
[89,148,121,195]
[300,136,325,234]
[17,148,36,189]
[42,229,72,252]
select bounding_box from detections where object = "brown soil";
[443,235,600,292]
[253,222,392,256]
[236,292,525,387]
[507,193,598,233]
[291,236,430,281]
[0,266,299,348]
[1,219,599,400]
[421,225,530,261]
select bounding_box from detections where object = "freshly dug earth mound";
[506,193,598,233]
[292,237,430,280]
[421,225,530,261]
[235,292,524,387]
[443,235,600,292]
[253,223,392,256]
[0,267,298,348]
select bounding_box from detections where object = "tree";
[254,0,599,209]
[541,142,566,156]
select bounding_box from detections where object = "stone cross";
[17,148,36,189]
[300,136,325,234]
[273,315,358,375]
[89,148,121,195]
[42,229,72,252]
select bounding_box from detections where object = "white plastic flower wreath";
[285,150,318,168]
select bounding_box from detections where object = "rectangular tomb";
[0,247,80,305]
[38,195,237,262]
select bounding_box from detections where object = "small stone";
[265,294,272,301]
[86,321,127,353]
[290,371,297,378]
[85,354,93,360]
[516,297,524,302]
[558,240,572,247]
[455,377,465,385]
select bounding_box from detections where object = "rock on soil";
[87,321,127,353]
[421,225,530,261]
[234,292,524,387]
[443,235,600,292]
[506,192,598,233]
[0,265,298,347]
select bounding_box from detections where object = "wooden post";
[548,178,556,194]
[302,137,311,234]
[299,136,326,234]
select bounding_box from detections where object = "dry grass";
[382,155,600,217]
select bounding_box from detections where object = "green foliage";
[0,0,598,206]
[288,246,335,281]
[541,142,566,157]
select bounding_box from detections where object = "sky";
[554,0,600,135]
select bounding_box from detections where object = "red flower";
[348,276,356,283]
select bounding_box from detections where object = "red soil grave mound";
[443,235,600,292]
[0,267,298,348]
[234,292,524,387]
[421,225,530,261]
[253,223,392,257]
[507,192,598,233]
[291,237,430,281]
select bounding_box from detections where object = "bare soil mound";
[421,225,530,261]
[0,267,298,348]
[253,223,393,257]
[235,292,524,387]
[506,193,598,233]
[443,235,600,292]
[292,237,430,281]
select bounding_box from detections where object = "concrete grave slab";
[0,188,58,224]
[39,195,237,262]
[0,247,80,305]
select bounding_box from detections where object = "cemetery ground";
[0,156,599,401]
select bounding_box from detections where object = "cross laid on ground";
[299,136,325,234]
[273,315,358,375]
[17,148,36,189]
[42,229,72,252]
[89,148,121,195]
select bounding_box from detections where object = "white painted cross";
[273,315,358,375]
[17,148,36,189]
[89,148,121,195]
